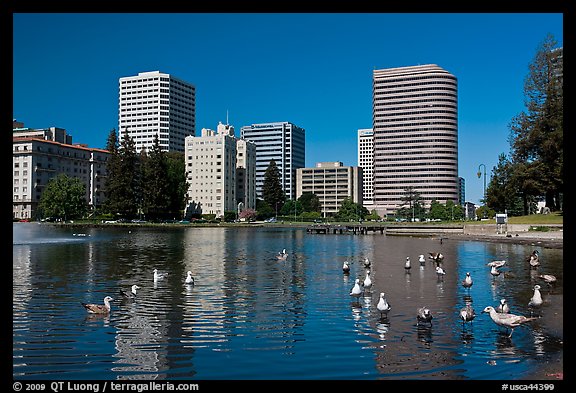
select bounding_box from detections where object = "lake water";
[12,223,563,380]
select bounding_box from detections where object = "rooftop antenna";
[226,110,229,125]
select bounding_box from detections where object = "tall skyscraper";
[372,64,458,216]
[240,122,305,200]
[357,128,374,210]
[118,71,196,153]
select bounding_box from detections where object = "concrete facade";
[119,71,195,153]
[12,132,110,220]
[296,162,363,217]
[372,64,459,217]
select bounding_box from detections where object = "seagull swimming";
[487,260,506,268]
[459,304,476,325]
[490,265,501,279]
[81,296,114,314]
[496,298,510,314]
[528,250,540,268]
[350,278,363,302]
[363,270,372,289]
[461,272,473,290]
[185,271,195,285]
[342,261,351,274]
[417,306,433,326]
[482,305,537,338]
[120,285,140,299]
[276,249,288,261]
[538,274,557,285]
[363,257,371,268]
[377,292,391,317]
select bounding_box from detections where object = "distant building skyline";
[119,71,196,153]
[240,122,305,201]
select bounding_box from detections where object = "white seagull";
[82,296,114,314]
[185,271,195,285]
[496,298,510,314]
[350,278,363,302]
[490,265,501,279]
[377,292,391,317]
[417,306,433,326]
[363,270,372,289]
[342,261,351,274]
[153,269,167,281]
[528,284,543,309]
[528,250,540,268]
[418,254,426,265]
[461,272,473,290]
[538,274,557,285]
[436,266,446,276]
[487,260,506,268]
[482,306,537,338]
[404,257,411,271]
[120,285,140,299]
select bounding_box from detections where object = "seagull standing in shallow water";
[363,270,372,290]
[377,293,391,317]
[153,269,167,281]
[418,255,426,265]
[435,266,446,277]
[459,304,476,326]
[82,296,114,314]
[482,306,537,338]
[461,272,473,290]
[350,278,363,302]
[496,298,510,314]
[417,306,433,326]
[528,284,543,311]
[404,257,411,272]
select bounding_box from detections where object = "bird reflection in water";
[376,321,390,342]
[417,324,433,346]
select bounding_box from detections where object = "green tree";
[256,198,275,220]
[485,153,524,216]
[262,160,285,215]
[365,209,381,221]
[508,34,563,212]
[141,135,170,220]
[397,187,425,221]
[298,192,321,213]
[280,199,303,217]
[428,199,446,220]
[166,151,189,218]
[104,128,140,217]
[335,197,368,221]
[38,173,87,220]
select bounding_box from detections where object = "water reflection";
[13,224,563,380]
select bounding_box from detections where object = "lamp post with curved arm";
[477,164,486,204]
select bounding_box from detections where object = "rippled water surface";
[13,223,563,380]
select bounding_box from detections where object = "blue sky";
[12,13,563,205]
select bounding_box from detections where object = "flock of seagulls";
[81,269,195,315]
[82,246,557,345]
[342,247,557,339]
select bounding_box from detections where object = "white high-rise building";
[184,122,256,218]
[240,122,305,201]
[372,64,459,216]
[119,71,195,153]
[357,128,374,210]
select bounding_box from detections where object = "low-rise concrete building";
[296,162,363,217]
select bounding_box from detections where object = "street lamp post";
[477,164,487,204]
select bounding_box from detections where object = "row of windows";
[373,97,456,107]
[373,73,456,84]
[373,77,456,89]
[373,129,457,138]
[375,121,456,128]
[374,86,457,97]
[374,115,457,124]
